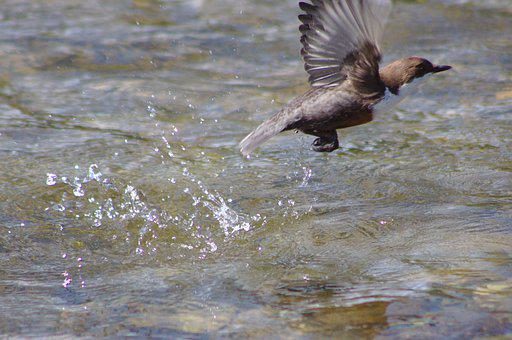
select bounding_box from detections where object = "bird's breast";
[373,75,432,116]
[372,89,404,117]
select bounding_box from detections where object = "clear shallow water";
[0,0,511,337]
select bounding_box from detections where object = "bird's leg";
[304,130,339,152]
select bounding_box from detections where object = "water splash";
[181,168,253,236]
[300,166,313,187]
[45,162,261,259]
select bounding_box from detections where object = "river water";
[0,0,511,337]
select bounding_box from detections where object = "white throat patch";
[372,74,432,116]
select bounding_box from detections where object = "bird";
[239,0,451,156]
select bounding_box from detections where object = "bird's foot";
[312,137,339,153]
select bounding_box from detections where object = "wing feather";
[299,0,392,90]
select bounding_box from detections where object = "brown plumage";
[239,0,451,156]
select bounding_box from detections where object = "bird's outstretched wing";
[299,0,391,91]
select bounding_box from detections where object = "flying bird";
[239,0,451,156]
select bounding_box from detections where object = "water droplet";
[147,105,157,118]
[88,164,102,182]
[46,173,58,186]
[206,241,217,253]
[54,204,66,212]
[62,272,72,288]
[73,185,84,197]
[300,167,313,187]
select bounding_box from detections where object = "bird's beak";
[432,65,452,73]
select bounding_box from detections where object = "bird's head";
[380,57,452,94]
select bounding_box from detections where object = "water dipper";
[239,0,451,156]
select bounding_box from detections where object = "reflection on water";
[0,0,511,337]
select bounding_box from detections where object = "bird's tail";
[239,115,286,156]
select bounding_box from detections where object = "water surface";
[0,0,511,337]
